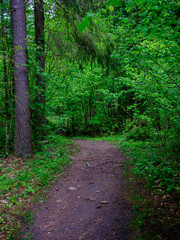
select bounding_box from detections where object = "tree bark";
[34,0,45,136]
[11,0,31,156]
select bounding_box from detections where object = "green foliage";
[1,0,179,235]
[118,137,179,194]
[108,0,122,7]
[0,134,72,239]
[0,0,179,149]
[88,133,179,239]
[78,16,92,32]
[125,126,151,141]
[116,132,180,239]
[0,1,179,239]
[109,5,114,12]
[0,135,70,194]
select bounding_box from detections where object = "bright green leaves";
[77,0,123,31]
[108,0,122,7]
[78,16,91,32]
[109,5,114,12]
[78,12,96,32]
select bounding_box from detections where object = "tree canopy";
[0,0,179,154]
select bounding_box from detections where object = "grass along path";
[0,135,72,240]
[1,134,179,239]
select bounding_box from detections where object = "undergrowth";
[118,136,180,240]
[118,138,179,194]
[81,134,180,239]
[0,134,72,240]
[0,132,179,239]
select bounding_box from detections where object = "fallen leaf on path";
[0,200,7,204]
[37,182,43,186]
[3,193,11,198]
[100,201,109,204]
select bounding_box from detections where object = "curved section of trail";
[29,140,133,240]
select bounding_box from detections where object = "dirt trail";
[27,140,133,240]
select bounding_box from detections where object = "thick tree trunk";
[11,0,31,156]
[34,0,45,136]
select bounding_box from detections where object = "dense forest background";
[0,0,179,239]
[1,0,179,154]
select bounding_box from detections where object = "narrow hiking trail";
[26,140,133,240]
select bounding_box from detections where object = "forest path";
[28,140,133,240]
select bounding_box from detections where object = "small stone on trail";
[55,185,60,191]
[89,181,95,184]
[68,187,76,191]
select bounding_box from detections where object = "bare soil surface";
[26,140,133,240]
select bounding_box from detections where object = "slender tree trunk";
[1,0,9,119]
[34,0,45,136]
[3,47,9,118]
[1,0,10,157]
[9,11,15,110]
[11,0,31,156]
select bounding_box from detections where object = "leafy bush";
[118,137,179,194]
[125,126,151,141]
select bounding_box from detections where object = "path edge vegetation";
[0,134,179,239]
[0,134,73,240]
[87,134,180,240]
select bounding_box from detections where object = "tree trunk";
[11,0,31,156]
[34,0,45,137]
[1,0,9,119]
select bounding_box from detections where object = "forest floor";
[23,139,133,240]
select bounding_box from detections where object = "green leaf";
[109,5,114,12]
[78,17,91,32]
[108,0,122,7]
[86,12,96,17]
